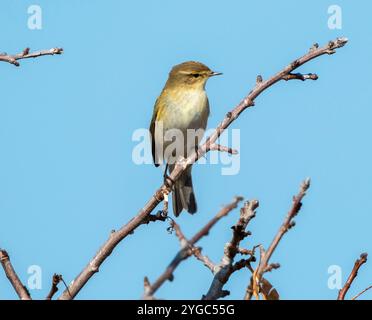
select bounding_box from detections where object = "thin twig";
[246,178,310,300]
[207,143,238,155]
[338,253,368,300]
[256,179,310,277]
[0,250,31,300]
[142,197,242,299]
[46,274,63,300]
[58,37,348,300]
[351,285,372,300]
[191,246,216,272]
[171,219,192,249]
[0,47,63,66]
[170,220,217,273]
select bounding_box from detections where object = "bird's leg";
[194,144,199,156]
[160,165,174,218]
[163,163,169,179]
[163,163,175,188]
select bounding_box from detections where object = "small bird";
[149,61,221,216]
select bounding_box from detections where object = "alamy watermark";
[327,264,342,290]
[328,5,342,30]
[27,264,42,290]
[132,125,240,176]
[27,5,42,30]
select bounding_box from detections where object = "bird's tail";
[171,166,197,217]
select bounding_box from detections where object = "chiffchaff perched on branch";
[149,61,221,216]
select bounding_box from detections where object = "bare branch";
[246,178,310,300]
[58,37,348,300]
[237,248,254,256]
[0,47,63,66]
[257,179,310,276]
[191,247,216,272]
[190,197,244,244]
[203,200,258,300]
[169,219,197,251]
[338,253,368,300]
[170,220,217,274]
[231,258,254,273]
[142,197,242,299]
[0,250,31,300]
[46,274,63,300]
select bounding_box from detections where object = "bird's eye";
[192,73,200,78]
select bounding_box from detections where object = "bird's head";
[166,61,222,90]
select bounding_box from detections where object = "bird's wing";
[149,96,161,167]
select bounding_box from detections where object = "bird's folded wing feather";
[149,96,161,167]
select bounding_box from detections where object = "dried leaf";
[260,278,280,300]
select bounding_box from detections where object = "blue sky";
[0,0,371,300]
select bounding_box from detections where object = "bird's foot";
[163,173,175,188]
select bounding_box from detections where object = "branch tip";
[338,252,368,300]
[0,47,63,67]
[0,249,31,300]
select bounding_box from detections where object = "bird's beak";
[209,71,223,77]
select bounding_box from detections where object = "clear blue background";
[0,0,370,300]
